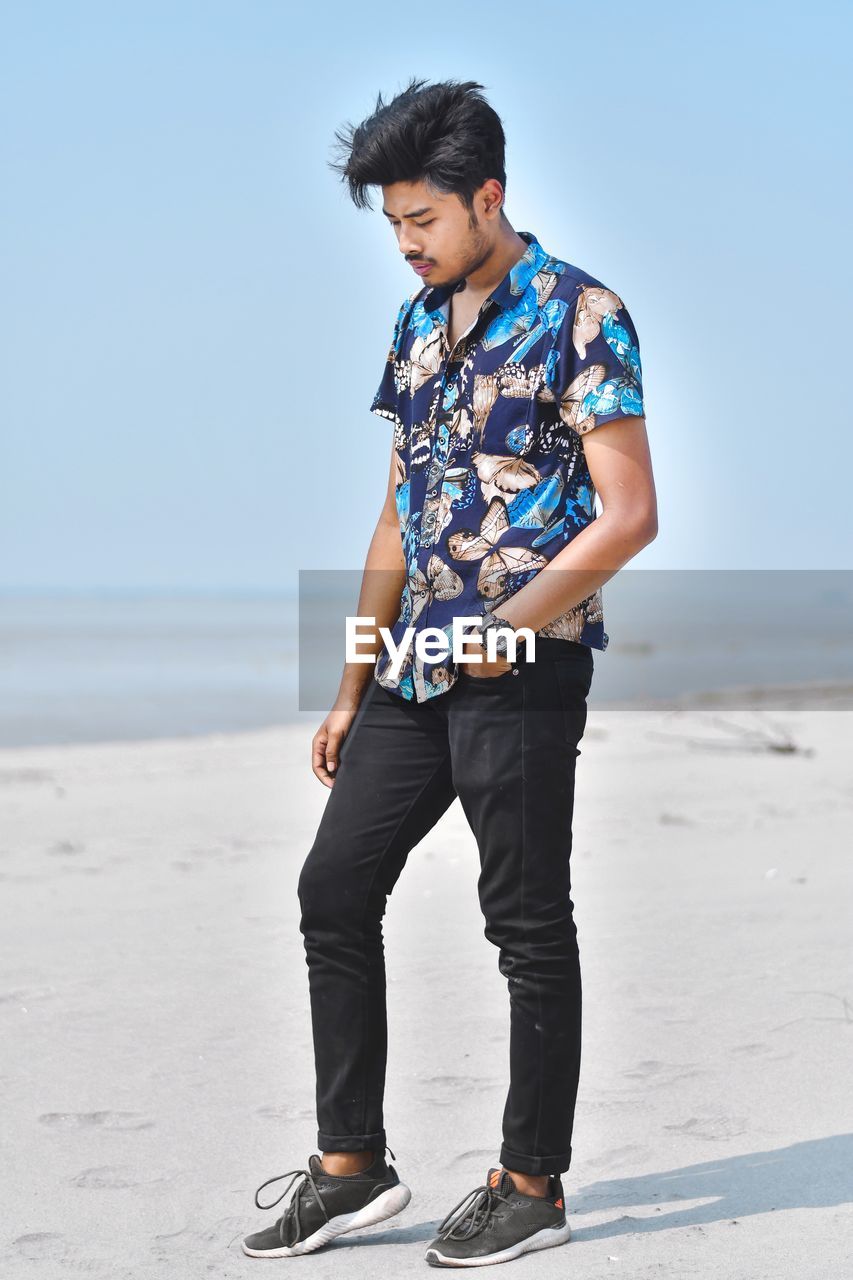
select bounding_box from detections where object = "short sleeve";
[544,283,646,435]
[369,293,415,420]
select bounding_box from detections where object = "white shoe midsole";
[425,1220,571,1267]
[242,1181,413,1258]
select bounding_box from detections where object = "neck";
[461,226,530,300]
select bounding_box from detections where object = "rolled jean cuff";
[499,1143,572,1177]
[317,1129,387,1153]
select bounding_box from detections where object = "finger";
[325,731,344,774]
[312,732,336,787]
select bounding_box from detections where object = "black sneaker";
[424,1165,570,1267]
[241,1147,411,1258]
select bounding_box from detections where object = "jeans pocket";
[460,665,517,685]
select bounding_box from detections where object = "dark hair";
[329,77,507,213]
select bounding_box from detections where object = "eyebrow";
[382,206,434,219]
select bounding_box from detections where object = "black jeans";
[296,637,594,1177]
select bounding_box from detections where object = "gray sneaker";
[424,1165,570,1267]
[242,1147,411,1258]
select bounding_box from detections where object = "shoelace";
[436,1179,512,1241]
[253,1145,397,1247]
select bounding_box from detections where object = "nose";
[397,226,422,259]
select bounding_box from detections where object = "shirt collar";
[422,230,547,315]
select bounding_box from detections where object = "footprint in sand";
[0,985,56,1006]
[583,1142,651,1171]
[256,1104,314,1121]
[12,1233,67,1261]
[70,1165,166,1189]
[421,1074,497,1087]
[10,1232,112,1271]
[420,1076,501,1108]
[450,1148,499,1166]
[662,1114,749,1139]
[153,1217,247,1258]
[39,1110,154,1130]
[47,840,85,857]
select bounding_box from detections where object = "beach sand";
[1,703,851,1278]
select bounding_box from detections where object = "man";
[242,77,658,1267]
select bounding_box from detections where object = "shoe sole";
[424,1221,571,1267]
[241,1181,412,1258]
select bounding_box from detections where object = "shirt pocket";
[476,373,542,460]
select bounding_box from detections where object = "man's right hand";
[312,705,358,789]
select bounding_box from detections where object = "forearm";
[335,517,406,708]
[496,507,656,636]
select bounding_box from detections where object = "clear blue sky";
[1,0,850,591]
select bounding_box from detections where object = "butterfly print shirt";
[369,230,646,704]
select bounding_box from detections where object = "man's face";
[381,179,497,290]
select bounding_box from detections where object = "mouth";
[409,261,433,275]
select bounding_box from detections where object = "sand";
[1,703,851,1278]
